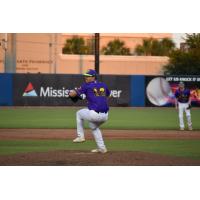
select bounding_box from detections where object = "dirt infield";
[1,150,200,166]
[0,129,200,166]
[1,129,200,140]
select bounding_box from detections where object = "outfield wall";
[0,74,13,106]
[0,73,200,107]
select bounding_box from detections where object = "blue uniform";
[175,89,190,103]
[76,80,110,113]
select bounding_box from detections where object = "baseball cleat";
[179,127,184,131]
[91,148,108,154]
[73,137,85,143]
[188,126,193,131]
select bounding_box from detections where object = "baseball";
[146,77,173,106]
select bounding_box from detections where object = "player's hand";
[69,90,77,97]
[186,104,192,110]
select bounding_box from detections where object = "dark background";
[13,74,131,106]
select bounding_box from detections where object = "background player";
[175,81,193,131]
[69,69,110,153]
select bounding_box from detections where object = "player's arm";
[105,84,111,98]
[68,85,86,103]
[174,91,178,109]
[175,98,178,109]
[69,84,87,98]
[188,97,192,106]
[188,90,192,105]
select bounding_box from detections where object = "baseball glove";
[186,104,192,110]
[69,95,82,103]
[68,88,84,103]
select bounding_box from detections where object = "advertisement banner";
[13,74,131,106]
[99,75,131,107]
[145,76,200,107]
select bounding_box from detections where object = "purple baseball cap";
[83,69,97,77]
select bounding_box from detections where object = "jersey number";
[93,87,106,96]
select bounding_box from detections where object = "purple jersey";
[76,80,110,113]
[175,89,190,103]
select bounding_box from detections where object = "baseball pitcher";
[69,69,110,153]
[175,82,193,131]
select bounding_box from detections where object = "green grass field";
[0,107,200,130]
[0,139,200,159]
[0,107,200,159]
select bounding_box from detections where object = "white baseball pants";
[76,108,108,149]
[178,102,192,129]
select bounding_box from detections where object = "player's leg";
[89,121,107,153]
[88,111,108,153]
[178,103,185,130]
[73,108,91,142]
[184,105,192,130]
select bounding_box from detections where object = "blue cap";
[83,69,97,77]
